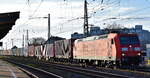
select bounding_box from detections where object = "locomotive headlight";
[137,53,141,56]
[122,53,125,56]
[121,48,128,51]
[134,47,141,51]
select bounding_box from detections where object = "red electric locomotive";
[73,33,142,67]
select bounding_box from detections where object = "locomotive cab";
[117,34,142,65]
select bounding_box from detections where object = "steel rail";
[5,60,63,78]
[49,63,129,78]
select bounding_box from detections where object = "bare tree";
[28,37,45,45]
[105,22,124,29]
[103,22,127,33]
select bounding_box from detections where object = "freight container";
[54,39,74,59]
[28,45,35,56]
[44,43,55,59]
[12,48,23,56]
[0,50,3,55]
[2,50,12,56]
[35,45,43,59]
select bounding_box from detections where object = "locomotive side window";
[111,39,114,44]
[120,36,139,45]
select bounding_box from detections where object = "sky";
[0,0,150,49]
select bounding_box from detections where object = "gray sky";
[0,0,150,49]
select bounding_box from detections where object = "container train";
[1,33,142,67]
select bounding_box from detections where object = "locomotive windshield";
[120,36,139,45]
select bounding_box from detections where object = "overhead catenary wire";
[3,0,150,49]
[57,0,120,27]
[13,0,150,35]
[5,0,45,38]
[9,0,45,34]
[29,0,44,18]
[18,1,116,36]
[14,0,116,37]
[35,0,123,35]
[92,0,150,24]
[89,0,120,17]
[101,6,150,22]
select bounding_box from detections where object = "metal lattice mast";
[84,0,89,37]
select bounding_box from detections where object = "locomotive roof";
[118,33,138,36]
[75,33,138,42]
[75,34,108,42]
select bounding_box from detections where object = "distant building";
[135,25,143,30]
[28,37,46,46]
[71,26,102,39]
[45,36,65,44]
[71,32,85,39]
[89,26,102,36]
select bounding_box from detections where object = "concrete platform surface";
[0,59,30,78]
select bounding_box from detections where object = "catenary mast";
[84,0,89,37]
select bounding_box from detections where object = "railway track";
[51,63,129,78]
[5,60,63,78]
[5,58,129,78]
[4,57,150,78]
[43,62,150,78]
[137,69,150,72]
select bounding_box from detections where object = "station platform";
[0,59,30,78]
